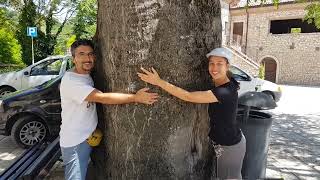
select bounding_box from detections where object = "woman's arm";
[138,67,218,104]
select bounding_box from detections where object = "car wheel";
[0,87,15,98]
[263,91,275,101]
[11,116,49,149]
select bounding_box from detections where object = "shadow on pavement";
[266,112,320,179]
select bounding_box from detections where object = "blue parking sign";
[27,27,37,37]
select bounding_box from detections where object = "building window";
[232,22,244,43]
[270,19,320,34]
[233,22,244,36]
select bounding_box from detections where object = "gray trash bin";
[237,92,277,180]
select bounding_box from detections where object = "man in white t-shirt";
[59,39,158,180]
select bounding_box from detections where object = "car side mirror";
[23,71,29,76]
[247,76,252,81]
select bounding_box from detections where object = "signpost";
[27,27,38,64]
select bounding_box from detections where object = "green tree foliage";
[0,65,26,74]
[0,29,22,64]
[53,21,74,55]
[66,35,77,47]
[73,0,97,39]
[0,8,15,30]
[14,0,76,65]
[258,63,265,80]
[53,0,96,55]
[0,8,22,65]
[16,1,44,65]
[0,0,22,9]
[304,2,320,29]
[40,0,75,57]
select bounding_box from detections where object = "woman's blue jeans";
[61,140,92,180]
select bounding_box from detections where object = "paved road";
[0,85,319,179]
[266,85,320,180]
[0,136,24,172]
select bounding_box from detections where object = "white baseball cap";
[206,47,232,63]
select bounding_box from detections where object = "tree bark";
[91,0,221,179]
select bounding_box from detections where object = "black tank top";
[208,80,242,146]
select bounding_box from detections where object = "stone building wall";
[230,2,320,86]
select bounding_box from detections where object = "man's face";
[73,45,95,74]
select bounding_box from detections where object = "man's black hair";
[70,39,94,57]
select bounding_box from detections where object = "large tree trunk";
[91,0,221,179]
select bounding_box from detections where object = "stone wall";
[230,2,320,86]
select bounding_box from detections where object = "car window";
[37,76,62,89]
[66,57,74,70]
[30,58,63,76]
[230,66,250,81]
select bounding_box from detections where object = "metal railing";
[223,44,260,69]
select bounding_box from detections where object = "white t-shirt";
[59,70,98,147]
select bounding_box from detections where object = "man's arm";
[85,88,158,105]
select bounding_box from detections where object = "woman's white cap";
[206,47,232,63]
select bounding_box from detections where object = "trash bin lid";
[238,91,277,110]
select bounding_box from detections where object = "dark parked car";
[0,76,62,148]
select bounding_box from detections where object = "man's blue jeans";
[61,140,92,180]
